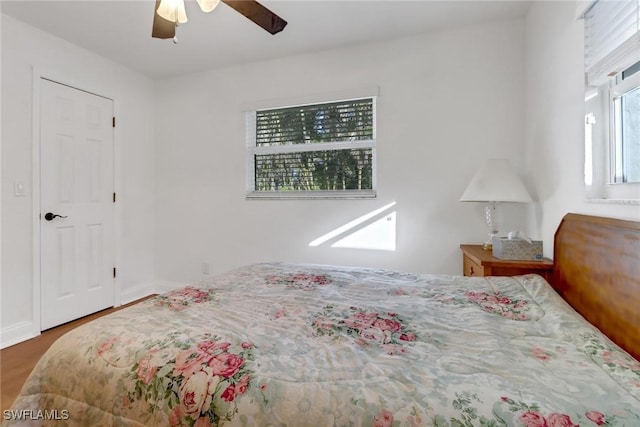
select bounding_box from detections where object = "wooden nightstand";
[460,244,554,284]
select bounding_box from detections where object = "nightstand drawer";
[460,244,554,284]
[463,255,484,277]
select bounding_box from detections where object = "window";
[582,0,640,201]
[585,61,640,200]
[246,97,376,199]
[611,65,640,183]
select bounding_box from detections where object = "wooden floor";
[0,297,152,411]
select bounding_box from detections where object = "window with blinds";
[583,0,640,87]
[246,97,376,198]
[582,0,640,200]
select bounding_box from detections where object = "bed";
[4,213,640,426]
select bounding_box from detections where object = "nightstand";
[460,244,554,284]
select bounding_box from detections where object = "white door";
[40,78,115,330]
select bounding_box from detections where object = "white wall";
[524,1,640,257]
[6,1,637,348]
[154,18,529,284]
[1,15,156,347]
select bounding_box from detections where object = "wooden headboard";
[553,213,640,361]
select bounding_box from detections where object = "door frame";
[31,66,122,336]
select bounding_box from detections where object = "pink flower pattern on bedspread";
[265,272,332,290]
[312,306,417,355]
[153,286,217,311]
[464,290,532,320]
[5,263,640,426]
[122,335,255,426]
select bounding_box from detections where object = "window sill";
[584,197,640,205]
[246,190,377,200]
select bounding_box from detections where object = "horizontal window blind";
[247,96,376,198]
[584,0,640,86]
[254,148,373,192]
[256,99,373,146]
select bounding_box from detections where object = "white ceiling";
[1,0,532,79]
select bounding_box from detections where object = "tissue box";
[492,237,543,261]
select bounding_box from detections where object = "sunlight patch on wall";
[309,202,397,251]
[332,211,396,251]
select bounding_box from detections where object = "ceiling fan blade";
[222,0,287,35]
[152,0,176,39]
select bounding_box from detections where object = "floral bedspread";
[5,263,640,426]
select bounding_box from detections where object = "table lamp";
[459,159,533,250]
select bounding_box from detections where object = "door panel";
[40,79,115,330]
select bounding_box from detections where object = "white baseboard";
[0,321,39,350]
[119,282,156,305]
[154,281,186,294]
[119,281,186,304]
[1,281,187,349]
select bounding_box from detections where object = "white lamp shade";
[157,0,188,23]
[196,0,221,13]
[459,159,533,203]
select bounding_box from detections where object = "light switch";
[14,181,26,197]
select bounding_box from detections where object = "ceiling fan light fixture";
[196,0,221,13]
[157,0,188,24]
[151,0,287,40]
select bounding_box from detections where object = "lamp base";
[483,202,499,252]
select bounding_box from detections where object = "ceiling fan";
[152,0,287,41]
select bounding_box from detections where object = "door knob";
[44,212,68,221]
